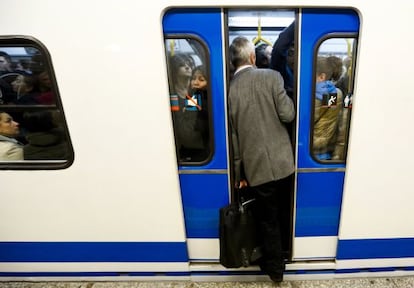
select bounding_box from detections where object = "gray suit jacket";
[229,67,295,186]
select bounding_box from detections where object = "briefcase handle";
[236,187,256,212]
[240,198,255,213]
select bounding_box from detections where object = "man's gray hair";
[229,36,255,69]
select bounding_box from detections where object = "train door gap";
[225,8,298,262]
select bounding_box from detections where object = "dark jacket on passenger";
[24,128,69,160]
[228,67,295,187]
[270,21,295,97]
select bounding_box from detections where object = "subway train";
[0,0,413,282]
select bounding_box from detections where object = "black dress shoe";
[269,273,283,283]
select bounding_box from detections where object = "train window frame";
[163,34,214,166]
[310,33,358,164]
[0,36,74,170]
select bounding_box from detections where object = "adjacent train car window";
[311,36,356,162]
[164,37,212,164]
[0,38,73,169]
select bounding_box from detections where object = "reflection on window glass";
[312,37,355,162]
[164,38,211,164]
[0,42,72,166]
[0,48,55,105]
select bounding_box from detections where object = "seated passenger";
[0,111,23,160]
[313,57,343,160]
[22,110,69,160]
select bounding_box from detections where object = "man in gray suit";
[228,36,295,283]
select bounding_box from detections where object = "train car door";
[162,8,229,261]
[163,7,360,263]
[294,8,359,259]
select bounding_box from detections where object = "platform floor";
[1,277,414,288]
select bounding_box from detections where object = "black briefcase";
[219,188,262,268]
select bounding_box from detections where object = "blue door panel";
[295,172,345,237]
[179,174,229,238]
[296,9,359,239]
[163,9,229,240]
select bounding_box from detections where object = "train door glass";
[164,37,212,165]
[0,38,73,169]
[311,37,356,162]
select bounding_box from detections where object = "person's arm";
[273,72,295,123]
[230,117,242,184]
[270,21,295,71]
[228,95,248,188]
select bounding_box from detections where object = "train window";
[164,37,212,164]
[0,38,73,169]
[311,36,356,162]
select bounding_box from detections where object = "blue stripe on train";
[0,272,191,277]
[337,238,414,259]
[0,242,188,262]
[3,267,414,278]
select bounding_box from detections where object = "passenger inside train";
[0,49,55,105]
[270,20,295,98]
[0,109,70,161]
[0,111,23,160]
[255,43,272,68]
[0,51,14,75]
[310,36,355,162]
[166,39,211,163]
[312,56,343,160]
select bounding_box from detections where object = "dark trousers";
[251,174,293,278]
